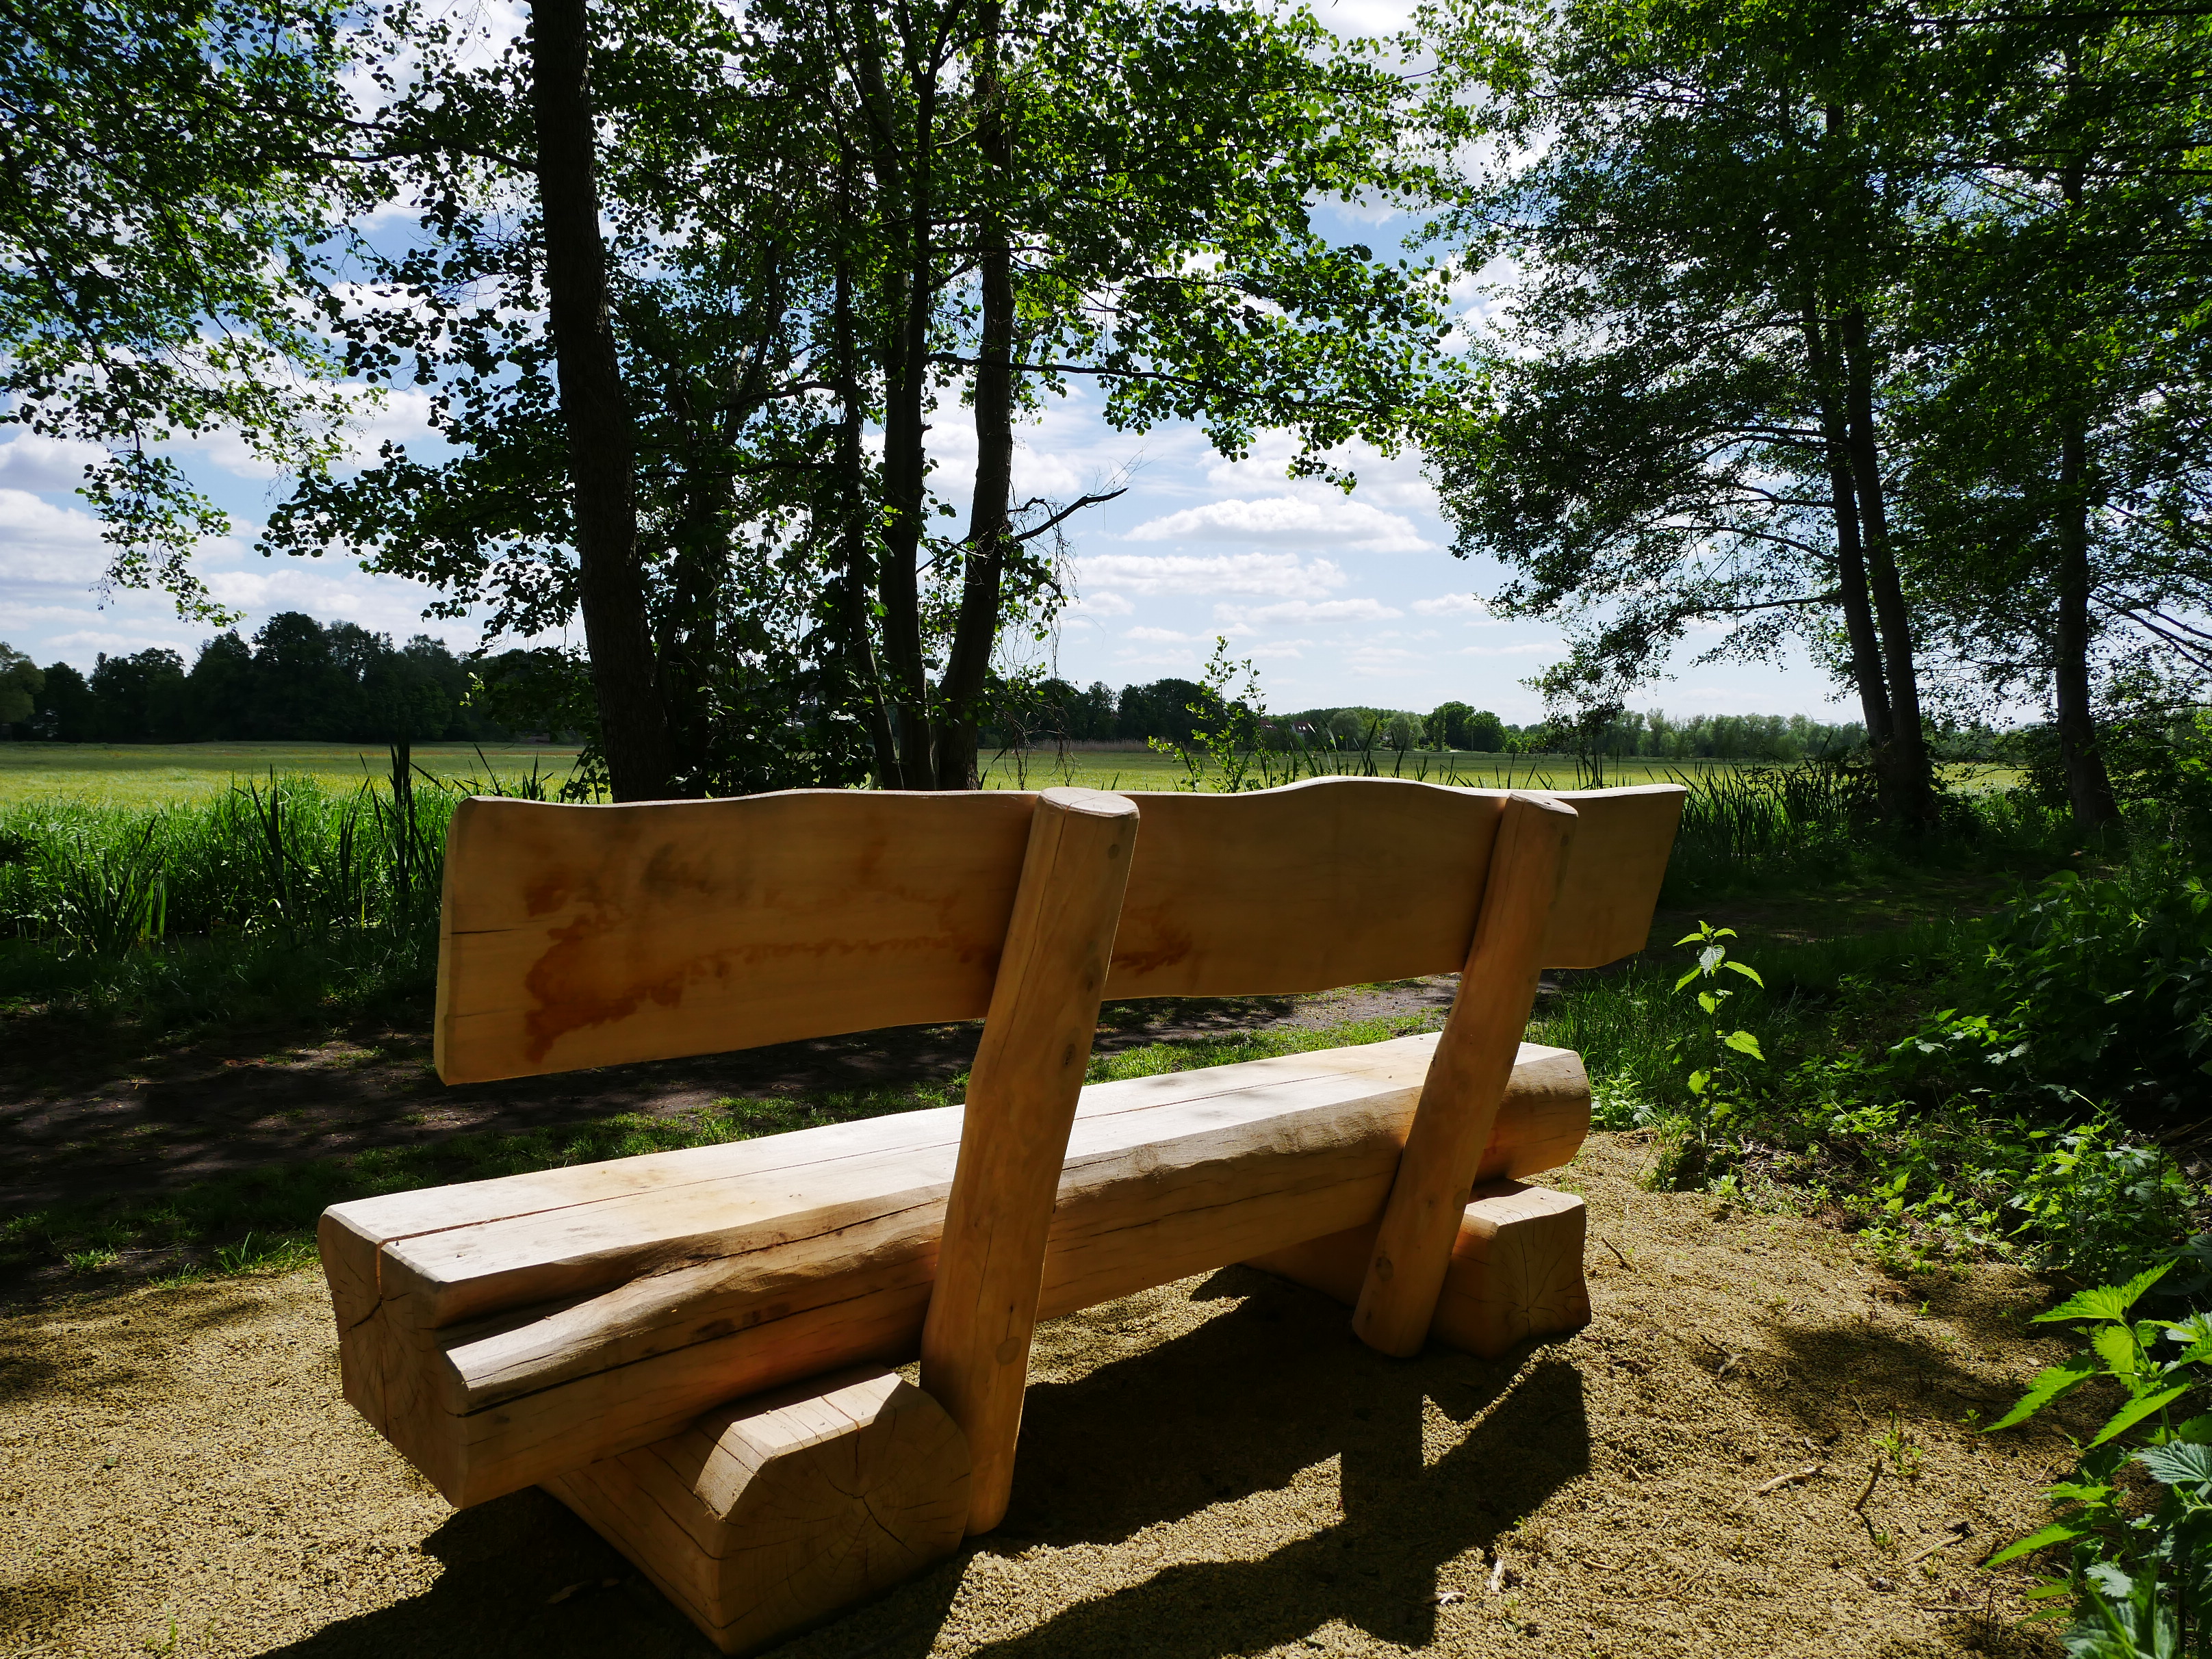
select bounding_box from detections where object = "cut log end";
[1250,1181,1591,1360]
[545,1366,970,1657]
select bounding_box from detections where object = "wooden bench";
[320,777,1682,1654]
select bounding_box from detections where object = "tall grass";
[0,755,2074,1035]
[0,762,468,1031]
[1660,764,2075,898]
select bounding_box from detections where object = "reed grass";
[0,755,2072,1038]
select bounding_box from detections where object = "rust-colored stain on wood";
[1108,910,1194,977]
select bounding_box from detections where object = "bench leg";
[1249,1181,1591,1359]
[543,1366,969,1656]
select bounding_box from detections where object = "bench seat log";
[1249,1180,1591,1359]
[322,1035,1590,1508]
[543,1365,969,1657]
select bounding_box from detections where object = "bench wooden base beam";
[1250,1181,1591,1359]
[543,1366,969,1657]
[322,1037,1591,1508]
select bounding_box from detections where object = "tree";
[89,649,190,742]
[185,632,256,738]
[270,0,1451,797]
[1418,0,1944,821]
[1883,3,2212,830]
[0,0,366,622]
[1426,701,1474,749]
[0,644,42,729]
[31,663,96,741]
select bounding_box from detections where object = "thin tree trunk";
[832,234,902,786]
[853,7,936,787]
[2053,413,2117,827]
[933,0,1013,790]
[2052,148,2120,831]
[1802,306,1894,756]
[528,0,670,801]
[1840,305,1936,824]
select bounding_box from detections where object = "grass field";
[0,741,584,806]
[0,739,2016,804]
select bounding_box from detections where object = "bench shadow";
[260,1269,1588,1659]
[783,1268,1591,1659]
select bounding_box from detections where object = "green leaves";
[1985,1359,2099,1433]
[2039,1263,2174,1326]
[2085,1385,2194,1451]
[1985,1519,2090,1568]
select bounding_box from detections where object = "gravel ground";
[1,1133,2078,1659]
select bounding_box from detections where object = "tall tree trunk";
[1840,306,1936,825]
[657,442,723,794]
[1802,306,1895,757]
[832,235,902,786]
[2053,412,2118,827]
[528,0,670,801]
[853,7,937,787]
[2052,149,2120,831]
[933,0,1013,790]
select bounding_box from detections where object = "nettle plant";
[1988,1261,2212,1656]
[1649,922,1766,1187]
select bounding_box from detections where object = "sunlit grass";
[0,742,583,806]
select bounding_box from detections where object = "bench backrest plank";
[435,779,1684,1086]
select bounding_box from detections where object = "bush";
[1887,851,2212,1127]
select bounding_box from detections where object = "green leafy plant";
[1986,1262,2212,1655]
[1646,922,1766,1187]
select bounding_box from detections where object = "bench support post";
[1353,793,1577,1356]
[920,788,1138,1535]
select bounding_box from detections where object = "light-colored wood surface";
[919,788,1137,1535]
[433,789,1036,1084]
[1532,785,1686,968]
[324,1038,1587,1506]
[430,780,1683,1085]
[1434,1182,1592,1356]
[544,1365,969,1656]
[1353,794,1579,1357]
[1249,1180,1591,1359]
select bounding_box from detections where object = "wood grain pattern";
[544,1365,969,1655]
[1353,793,1578,1356]
[324,1037,1587,1506]
[918,788,1136,1534]
[434,789,1037,1085]
[430,780,1683,1086]
[1248,1180,1591,1359]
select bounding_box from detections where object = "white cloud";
[1064,589,1133,618]
[1411,592,1503,621]
[1077,552,1349,599]
[1461,641,1562,657]
[1124,625,1208,643]
[1123,494,1432,553]
[1214,597,1404,628]
[0,489,120,598]
[0,433,106,496]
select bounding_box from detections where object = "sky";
[0,0,1858,728]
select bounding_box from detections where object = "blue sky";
[0,0,1855,725]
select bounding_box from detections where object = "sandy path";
[2,1136,2075,1658]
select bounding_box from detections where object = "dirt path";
[0,981,1459,1219]
[2,1134,2074,1659]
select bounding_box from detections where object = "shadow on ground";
[256,1275,1586,1659]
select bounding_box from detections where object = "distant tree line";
[980,676,1873,760]
[3,615,512,745]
